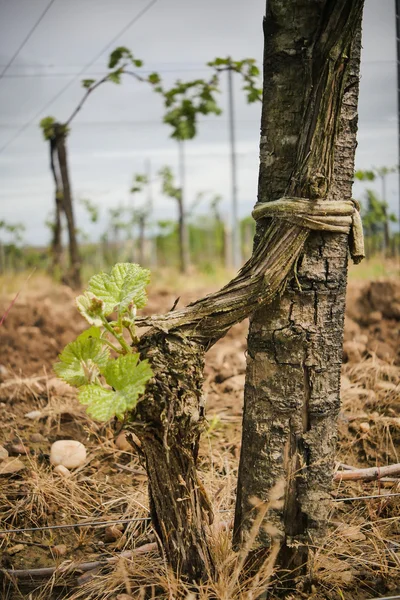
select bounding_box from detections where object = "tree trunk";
[54,124,81,289]
[49,140,63,274]
[177,195,189,274]
[138,215,146,266]
[178,140,190,273]
[234,0,364,591]
[132,332,215,581]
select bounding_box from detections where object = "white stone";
[25,410,43,420]
[50,440,86,469]
[54,464,71,478]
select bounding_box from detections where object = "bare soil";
[0,277,399,599]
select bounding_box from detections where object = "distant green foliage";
[361,189,397,236]
[82,79,96,89]
[355,166,398,240]
[355,166,398,182]
[130,173,148,194]
[80,198,100,223]
[208,56,263,103]
[39,116,56,140]
[0,220,25,244]
[54,263,153,422]
[108,46,143,69]
[39,117,69,139]
[151,77,222,141]
[159,166,182,202]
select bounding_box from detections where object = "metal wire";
[0,0,57,79]
[369,596,400,600]
[0,510,233,536]
[0,0,159,155]
[332,492,400,502]
[0,517,150,535]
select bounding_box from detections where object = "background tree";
[158,165,187,272]
[130,172,151,266]
[0,220,25,274]
[208,57,262,268]
[40,47,159,288]
[151,75,222,273]
[355,166,398,254]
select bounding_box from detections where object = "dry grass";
[1,277,400,599]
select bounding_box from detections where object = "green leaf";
[133,59,143,67]
[79,354,153,421]
[108,46,132,68]
[39,116,56,140]
[54,328,109,387]
[88,263,151,315]
[148,72,161,85]
[82,78,96,89]
[76,292,106,326]
[108,71,122,84]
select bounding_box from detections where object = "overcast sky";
[0,0,398,245]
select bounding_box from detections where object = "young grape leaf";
[76,292,105,326]
[78,353,153,421]
[88,263,150,315]
[54,328,109,387]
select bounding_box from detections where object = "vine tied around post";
[252,197,365,264]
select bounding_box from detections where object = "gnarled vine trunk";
[131,0,364,584]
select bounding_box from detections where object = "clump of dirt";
[344,279,400,365]
[0,286,86,377]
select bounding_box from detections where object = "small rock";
[8,544,25,555]
[115,431,132,452]
[54,464,71,478]
[359,422,370,433]
[0,457,25,475]
[30,433,46,443]
[51,544,67,557]
[104,525,124,543]
[8,443,28,456]
[357,334,369,345]
[0,365,8,378]
[25,410,43,420]
[50,440,86,469]
[0,445,8,460]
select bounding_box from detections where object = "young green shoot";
[54,263,153,421]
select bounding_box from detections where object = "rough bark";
[131,332,214,581]
[54,124,81,289]
[234,0,363,590]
